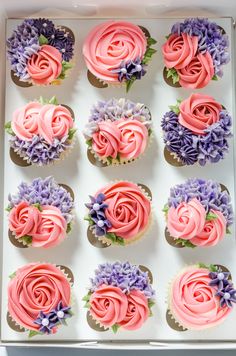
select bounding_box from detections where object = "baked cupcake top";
[161,93,232,166]
[7,177,74,248]
[84,261,155,332]
[83,21,157,92]
[5,96,76,166]
[162,18,230,89]
[8,263,73,337]
[7,18,74,86]
[83,98,152,165]
[169,264,236,330]
[163,178,233,248]
[85,181,151,246]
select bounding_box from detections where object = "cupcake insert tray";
[1,17,236,346]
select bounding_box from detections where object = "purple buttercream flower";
[90,261,155,298]
[8,176,74,223]
[216,285,236,308]
[54,38,74,62]
[112,57,146,82]
[34,310,58,334]
[85,194,112,236]
[209,271,231,290]
[179,145,198,165]
[50,301,72,325]
[161,111,179,131]
[171,18,230,77]
[32,18,55,37]
[167,178,233,227]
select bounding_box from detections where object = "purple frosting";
[85,193,112,236]
[171,18,230,77]
[89,261,155,299]
[168,178,233,227]
[8,176,74,223]
[112,57,146,82]
[208,270,236,308]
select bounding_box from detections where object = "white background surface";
[2,17,236,344]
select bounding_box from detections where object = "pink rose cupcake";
[83,21,157,92]
[85,181,152,246]
[7,177,74,249]
[162,18,230,89]
[8,263,73,337]
[7,18,74,87]
[168,264,236,330]
[161,94,232,166]
[84,261,155,332]
[83,98,152,166]
[5,96,76,167]
[163,178,233,248]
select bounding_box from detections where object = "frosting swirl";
[92,121,120,159]
[162,33,198,70]
[97,181,151,240]
[31,206,67,248]
[178,93,222,135]
[83,21,147,83]
[118,290,149,330]
[8,202,41,238]
[89,284,128,327]
[177,52,214,89]
[115,119,148,160]
[27,45,62,85]
[170,266,232,330]
[8,263,71,331]
[11,102,42,141]
[38,104,74,144]
[190,210,227,247]
[167,198,206,240]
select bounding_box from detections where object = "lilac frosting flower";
[8,176,74,223]
[168,178,233,227]
[89,261,155,298]
[216,285,236,308]
[112,57,146,82]
[85,194,112,236]
[32,18,55,37]
[209,271,231,290]
[171,18,230,77]
[34,310,58,334]
[50,301,72,325]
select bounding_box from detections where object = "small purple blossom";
[216,285,236,308]
[32,18,55,37]
[168,178,233,227]
[85,194,112,236]
[8,176,74,223]
[112,57,146,82]
[89,261,155,299]
[50,301,72,325]
[34,310,58,334]
[209,271,231,290]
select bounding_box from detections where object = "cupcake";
[7,18,74,86]
[84,261,155,332]
[83,98,152,166]
[83,21,157,92]
[85,181,152,246]
[6,177,74,248]
[5,96,76,166]
[8,263,73,337]
[161,94,232,166]
[163,178,233,248]
[162,18,230,89]
[168,264,236,330]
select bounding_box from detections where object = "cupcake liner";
[86,180,153,247]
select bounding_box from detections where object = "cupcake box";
[1,16,236,348]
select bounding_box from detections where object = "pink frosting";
[92,121,120,159]
[8,202,41,238]
[190,210,227,247]
[89,284,128,327]
[167,198,206,240]
[38,104,74,144]
[170,266,232,330]
[27,45,62,85]
[97,181,151,240]
[83,21,147,83]
[8,263,71,331]
[31,205,67,248]
[11,102,42,141]
[115,119,148,160]
[118,290,149,330]
[179,93,222,135]
[177,52,214,89]
[162,33,198,69]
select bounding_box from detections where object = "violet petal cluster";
[83,98,151,139]
[208,270,236,308]
[112,57,146,82]
[85,193,112,236]
[8,176,74,223]
[10,135,72,166]
[161,109,232,166]
[90,261,155,299]
[168,178,233,227]
[171,18,230,77]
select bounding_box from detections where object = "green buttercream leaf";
[86,139,93,147]
[9,271,16,279]
[126,76,136,93]
[66,222,72,234]
[84,301,91,308]
[198,263,218,272]
[111,324,120,333]
[142,47,157,65]
[39,34,48,45]
[226,227,231,234]
[162,203,169,214]
[212,74,218,81]
[206,212,218,220]
[116,153,121,163]
[32,203,43,212]
[148,299,155,309]
[5,205,12,212]
[68,128,77,140]
[166,67,180,85]
[57,61,73,80]
[48,96,58,105]
[105,233,125,246]
[148,128,152,136]
[82,292,92,302]
[28,330,42,338]
[147,37,157,46]
[19,235,33,246]
[175,238,196,248]
[107,156,113,165]
[209,264,219,272]
[165,34,171,39]
[5,121,14,136]
[84,215,95,226]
